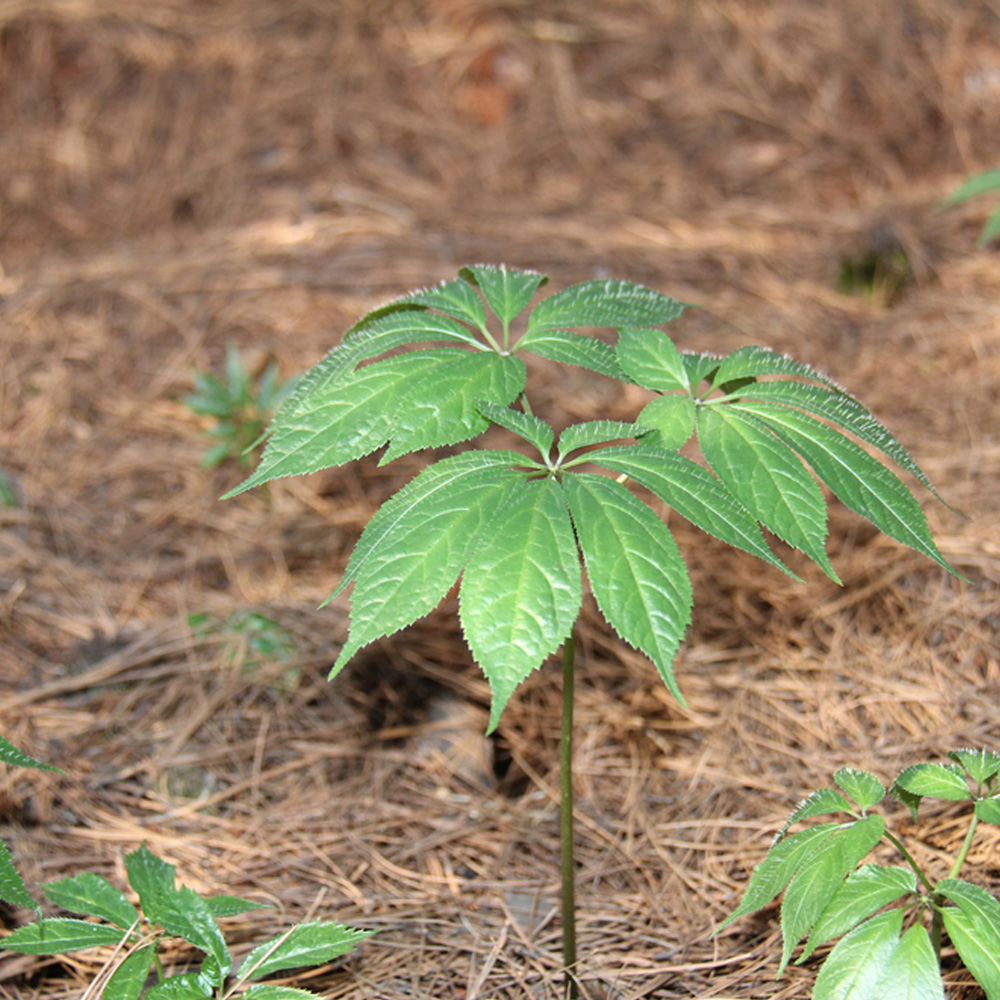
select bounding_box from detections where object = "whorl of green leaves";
[226,265,955,733]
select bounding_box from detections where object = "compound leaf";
[380,351,526,464]
[834,768,886,810]
[941,908,1000,1000]
[872,923,944,1000]
[779,814,885,973]
[527,279,688,334]
[813,910,904,1000]
[329,452,527,674]
[584,445,793,576]
[238,921,373,981]
[564,474,692,704]
[0,735,61,772]
[893,763,972,802]
[716,823,842,932]
[0,840,36,909]
[460,478,581,733]
[476,400,554,457]
[459,264,547,325]
[696,405,837,580]
[948,749,1000,785]
[103,945,157,1000]
[616,327,690,392]
[518,330,626,381]
[803,865,916,961]
[636,394,696,450]
[44,872,139,931]
[729,402,953,574]
[558,421,639,458]
[1,917,126,954]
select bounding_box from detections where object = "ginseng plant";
[224,264,957,997]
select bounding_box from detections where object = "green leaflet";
[716,823,843,932]
[238,921,374,981]
[813,910,904,1000]
[948,748,1000,784]
[583,445,794,576]
[144,972,214,1000]
[779,814,885,973]
[802,865,916,961]
[937,878,1000,935]
[380,351,526,464]
[0,734,61,772]
[557,420,639,458]
[871,924,944,1000]
[526,279,689,334]
[243,987,324,1000]
[459,478,581,733]
[719,379,941,501]
[834,768,886,810]
[696,406,838,580]
[459,264,547,325]
[729,401,954,574]
[404,277,490,333]
[517,330,626,381]
[616,327,690,392]
[893,763,972,802]
[103,945,157,1000]
[563,474,693,704]
[476,400,554,457]
[941,909,1000,1000]
[782,787,857,833]
[636,394,696,450]
[1,917,126,953]
[205,895,271,917]
[44,872,140,931]
[712,345,848,394]
[329,451,527,674]
[0,839,36,909]
[976,798,1000,825]
[681,351,723,391]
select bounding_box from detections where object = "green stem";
[561,630,578,1000]
[947,812,979,880]
[883,830,934,893]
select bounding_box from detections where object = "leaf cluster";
[944,166,1000,246]
[183,346,298,469]
[225,265,955,732]
[1,843,372,1000]
[718,750,1000,1000]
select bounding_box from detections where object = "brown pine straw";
[1,2,999,997]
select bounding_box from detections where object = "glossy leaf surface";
[238,921,374,981]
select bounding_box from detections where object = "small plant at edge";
[718,750,1000,1000]
[943,166,1000,245]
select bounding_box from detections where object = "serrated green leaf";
[243,986,323,1000]
[979,204,1000,246]
[721,380,942,502]
[380,351,526,464]
[813,910,904,1000]
[1,917,126,954]
[527,279,689,334]
[783,788,857,832]
[636,394,696,450]
[713,346,848,395]
[891,782,923,823]
[729,402,954,574]
[460,478,582,733]
[44,872,140,930]
[103,945,157,1000]
[206,895,271,918]
[779,814,885,973]
[893,763,972,802]
[681,352,722,391]
[517,330,626,380]
[615,327,690,392]
[942,908,1000,1000]
[943,168,1000,207]
[834,768,886,810]
[937,879,1000,936]
[976,798,1000,825]
[0,734,61,772]
[0,839,37,909]
[803,865,916,961]
[476,401,554,457]
[948,749,1000,784]
[404,278,490,332]
[329,452,527,674]
[716,823,843,932]
[557,421,638,458]
[696,405,838,581]
[459,264,547,325]
[872,923,944,1000]
[564,473,692,704]
[144,972,213,1000]
[124,844,176,913]
[583,445,794,576]
[238,921,373,981]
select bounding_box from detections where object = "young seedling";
[224,264,957,997]
[184,345,298,469]
[718,750,1000,1000]
[1,842,372,1000]
[943,166,1000,246]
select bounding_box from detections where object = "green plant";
[1,842,372,1000]
[718,750,1000,1000]
[188,610,300,691]
[943,166,1000,246]
[184,346,297,469]
[224,264,957,996]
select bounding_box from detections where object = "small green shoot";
[719,751,1000,1000]
[188,610,300,690]
[943,166,1000,246]
[184,346,297,469]
[1,843,372,1000]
